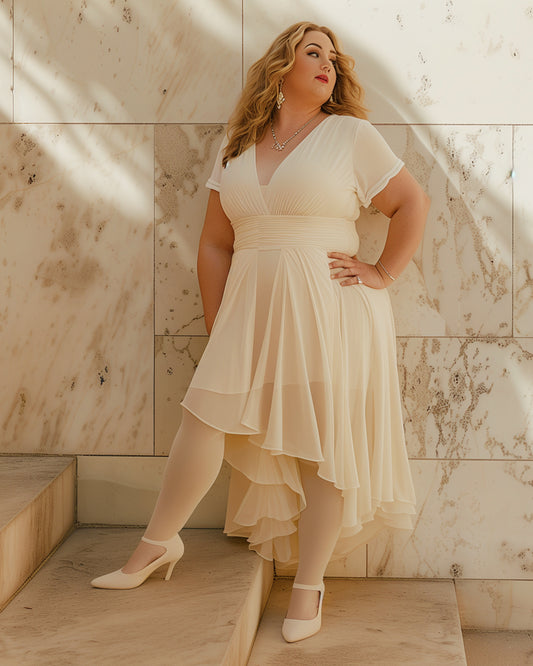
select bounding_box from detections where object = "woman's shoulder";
[328,114,372,135]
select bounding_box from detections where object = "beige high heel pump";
[281,581,325,643]
[90,534,184,590]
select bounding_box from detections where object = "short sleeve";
[352,120,404,207]
[206,136,228,192]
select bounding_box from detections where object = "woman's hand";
[327,252,387,289]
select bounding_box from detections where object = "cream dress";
[181,114,416,565]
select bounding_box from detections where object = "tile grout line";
[241,0,244,89]
[11,0,14,122]
[153,125,156,457]
[511,125,515,337]
[0,121,532,127]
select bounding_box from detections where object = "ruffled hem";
[180,231,416,565]
[180,409,415,564]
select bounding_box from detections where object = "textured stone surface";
[249,578,466,665]
[244,0,533,124]
[77,455,230,528]
[0,456,75,608]
[368,461,533,579]
[13,0,242,123]
[462,630,533,666]
[0,0,12,121]
[0,124,153,454]
[0,528,273,665]
[456,580,533,631]
[514,126,533,336]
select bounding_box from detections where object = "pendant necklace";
[270,114,319,151]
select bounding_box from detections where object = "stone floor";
[248,577,467,665]
[0,527,272,665]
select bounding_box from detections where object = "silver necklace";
[270,115,318,151]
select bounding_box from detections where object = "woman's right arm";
[197,190,235,335]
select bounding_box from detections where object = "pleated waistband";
[232,215,359,253]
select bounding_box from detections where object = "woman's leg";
[122,409,225,573]
[286,460,344,619]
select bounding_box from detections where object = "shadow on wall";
[0,2,521,464]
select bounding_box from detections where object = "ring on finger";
[355,274,363,284]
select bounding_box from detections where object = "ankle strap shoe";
[90,533,184,590]
[281,581,325,643]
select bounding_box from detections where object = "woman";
[92,22,430,643]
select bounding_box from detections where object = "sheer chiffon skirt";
[181,217,416,565]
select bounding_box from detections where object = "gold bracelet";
[377,259,397,281]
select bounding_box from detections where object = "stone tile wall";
[1,0,531,630]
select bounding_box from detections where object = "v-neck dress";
[181,114,416,565]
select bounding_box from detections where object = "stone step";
[0,527,273,665]
[0,455,75,609]
[248,578,467,665]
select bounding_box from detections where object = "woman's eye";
[308,51,319,57]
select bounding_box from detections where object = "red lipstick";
[316,75,329,83]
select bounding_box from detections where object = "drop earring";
[276,79,285,110]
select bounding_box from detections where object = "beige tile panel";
[0,0,12,121]
[398,338,533,460]
[0,124,153,454]
[77,455,230,528]
[368,460,533,579]
[0,457,75,609]
[244,1,533,124]
[14,0,242,123]
[0,528,273,665]
[456,580,533,631]
[155,124,225,336]
[361,125,512,337]
[155,335,208,455]
[514,126,533,336]
[463,630,533,666]
[249,579,466,665]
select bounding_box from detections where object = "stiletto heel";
[282,581,325,643]
[90,533,184,590]
[165,559,177,581]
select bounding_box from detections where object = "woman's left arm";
[328,167,430,288]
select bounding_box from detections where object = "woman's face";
[282,30,337,107]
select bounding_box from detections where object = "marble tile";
[155,124,225,335]
[244,1,533,124]
[155,335,208,455]
[368,461,533,579]
[456,580,533,631]
[13,0,242,123]
[77,455,230,528]
[0,124,153,454]
[463,630,533,666]
[398,338,533,460]
[514,126,533,336]
[357,125,512,337]
[0,528,273,665]
[0,0,12,121]
[0,456,75,608]
[249,579,466,664]
[275,544,366,578]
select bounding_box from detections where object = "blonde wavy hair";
[222,21,368,167]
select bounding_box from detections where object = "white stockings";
[125,409,344,618]
[287,459,344,619]
[144,409,225,539]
